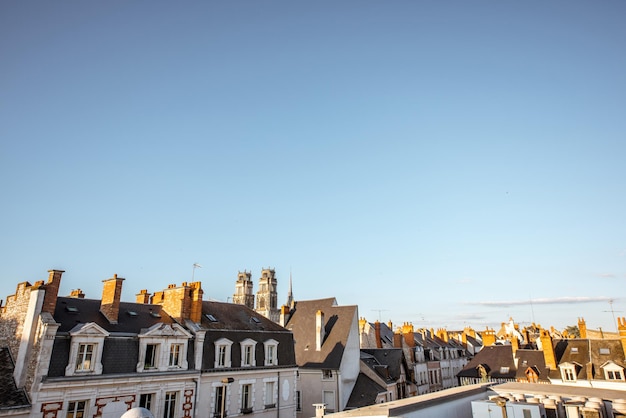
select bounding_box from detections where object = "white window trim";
[602,361,625,381]
[215,338,234,368]
[65,323,109,376]
[137,323,192,372]
[559,362,579,382]
[264,339,279,366]
[240,338,257,367]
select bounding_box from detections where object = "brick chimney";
[437,328,449,342]
[402,323,415,347]
[136,289,151,304]
[393,332,403,348]
[540,329,557,370]
[618,317,626,357]
[316,310,325,351]
[280,305,291,327]
[481,328,496,347]
[578,317,587,339]
[158,283,193,322]
[69,289,85,298]
[374,321,383,348]
[100,274,124,324]
[189,281,203,323]
[511,335,519,355]
[41,270,64,314]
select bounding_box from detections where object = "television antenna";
[372,309,389,322]
[192,263,202,281]
[603,299,622,332]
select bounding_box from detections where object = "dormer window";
[137,323,192,372]
[215,338,233,368]
[241,339,257,367]
[65,323,109,376]
[264,339,279,366]
[559,363,579,382]
[602,361,625,381]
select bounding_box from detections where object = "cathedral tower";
[233,271,254,309]
[256,268,279,322]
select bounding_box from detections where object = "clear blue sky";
[2,1,625,333]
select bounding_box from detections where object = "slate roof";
[48,297,296,377]
[53,297,175,333]
[553,338,626,381]
[514,349,549,382]
[457,345,517,380]
[346,373,386,409]
[284,298,357,369]
[361,349,403,383]
[199,301,296,370]
[0,347,30,409]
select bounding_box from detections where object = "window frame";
[264,380,276,409]
[139,393,153,411]
[240,338,257,367]
[264,339,278,366]
[65,322,109,376]
[169,343,182,368]
[67,400,88,418]
[241,383,253,413]
[164,391,177,418]
[136,323,191,372]
[214,338,233,368]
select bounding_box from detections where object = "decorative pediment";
[559,361,583,369]
[600,360,624,371]
[139,323,192,339]
[69,322,110,337]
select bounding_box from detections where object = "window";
[66,322,108,376]
[563,367,576,381]
[215,386,226,417]
[296,391,301,411]
[67,400,87,418]
[241,384,252,413]
[139,394,153,411]
[600,348,610,355]
[264,381,275,408]
[500,366,510,374]
[215,338,233,368]
[607,370,622,380]
[322,369,333,379]
[571,347,578,353]
[264,339,278,366]
[169,344,182,367]
[145,344,158,369]
[75,344,94,372]
[240,339,257,367]
[523,409,532,418]
[164,392,177,418]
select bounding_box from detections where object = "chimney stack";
[136,289,151,304]
[578,317,587,339]
[375,321,383,348]
[481,328,496,347]
[100,274,124,324]
[316,310,325,351]
[402,322,416,347]
[540,329,557,370]
[42,269,64,314]
[189,281,203,323]
[617,317,626,358]
[69,289,85,299]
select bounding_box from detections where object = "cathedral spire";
[286,269,294,308]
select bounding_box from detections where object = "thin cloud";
[599,273,617,278]
[471,296,613,308]
[456,278,474,284]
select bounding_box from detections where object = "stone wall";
[0,281,38,359]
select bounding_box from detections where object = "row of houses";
[456,317,626,390]
[0,269,468,418]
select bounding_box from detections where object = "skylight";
[65,306,79,313]
[150,312,161,318]
[127,311,138,317]
[205,314,218,322]
[251,317,261,324]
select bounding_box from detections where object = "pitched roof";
[361,349,403,383]
[284,298,357,369]
[457,345,516,379]
[346,373,386,409]
[514,349,549,382]
[53,297,175,333]
[199,301,288,332]
[0,347,30,409]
